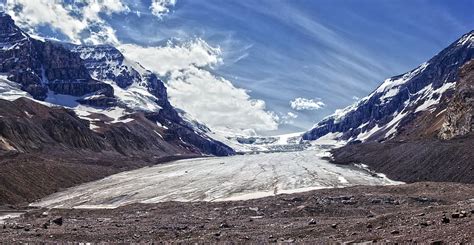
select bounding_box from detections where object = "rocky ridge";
[303,31,474,143]
[439,60,474,139]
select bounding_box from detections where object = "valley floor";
[1,182,473,243]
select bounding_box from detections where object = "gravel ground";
[1,182,473,243]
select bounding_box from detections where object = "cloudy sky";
[1,0,473,135]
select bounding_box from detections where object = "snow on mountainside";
[0,13,234,156]
[303,30,474,143]
[207,131,308,153]
[69,44,167,112]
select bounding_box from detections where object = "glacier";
[31,145,402,209]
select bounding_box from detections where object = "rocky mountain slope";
[303,31,474,143]
[439,60,474,139]
[327,34,474,184]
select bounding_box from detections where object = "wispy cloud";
[149,0,177,19]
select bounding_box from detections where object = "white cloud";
[5,0,130,44]
[278,111,298,124]
[120,39,279,133]
[290,97,325,111]
[119,38,222,75]
[150,0,177,18]
[287,112,298,119]
[167,66,278,132]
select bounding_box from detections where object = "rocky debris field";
[1,182,473,243]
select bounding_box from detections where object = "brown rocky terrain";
[1,182,473,243]
[0,97,207,205]
[332,136,474,184]
[439,60,474,139]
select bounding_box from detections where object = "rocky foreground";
[1,182,473,243]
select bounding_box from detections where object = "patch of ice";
[0,75,32,101]
[0,213,23,224]
[375,62,429,97]
[414,82,455,113]
[357,124,381,142]
[383,110,408,139]
[457,32,474,46]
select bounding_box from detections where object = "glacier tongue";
[31,147,402,209]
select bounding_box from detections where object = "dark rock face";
[69,44,169,108]
[439,60,474,139]
[0,14,114,103]
[303,31,474,142]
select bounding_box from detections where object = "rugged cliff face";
[67,44,234,156]
[439,60,474,139]
[303,31,474,143]
[0,13,114,103]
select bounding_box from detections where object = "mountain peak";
[0,12,19,31]
[0,12,12,20]
[457,30,474,46]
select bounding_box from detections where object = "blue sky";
[2,0,473,135]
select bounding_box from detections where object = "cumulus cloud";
[290,97,325,111]
[278,112,298,124]
[150,0,177,18]
[119,38,222,75]
[287,112,298,119]
[120,39,279,133]
[4,0,130,44]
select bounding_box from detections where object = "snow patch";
[0,75,32,100]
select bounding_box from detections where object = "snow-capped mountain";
[0,13,114,104]
[303,30,474,143]
[0,13,233,156]
[207,131,309,153]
